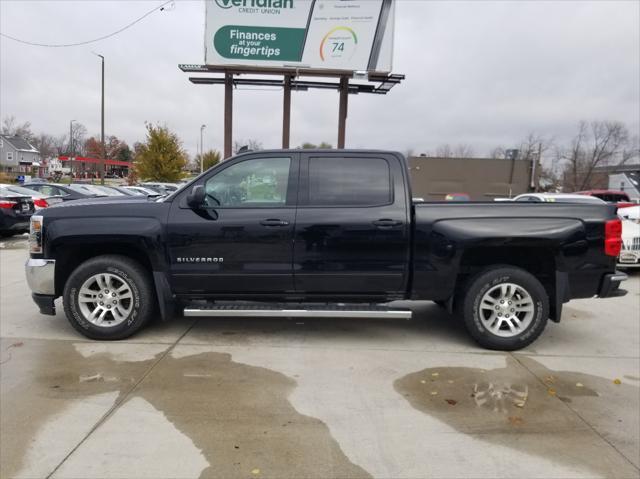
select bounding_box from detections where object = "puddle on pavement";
[394,355,637,478]
[1,340,370,479]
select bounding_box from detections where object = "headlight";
[29,215,43,254]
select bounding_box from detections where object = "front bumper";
[598,272,628,298]
[618,251,640,268]
[25,258,55,295]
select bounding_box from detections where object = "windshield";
[1,185,41,197]
[67,184,100,195]
[0,186,29,197]
[90,185,126,196]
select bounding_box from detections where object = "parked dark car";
[70,184,126,197]
[25,150,627,350]
[22,183,98,201]
[0,187,35,237]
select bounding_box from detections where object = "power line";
[0,0,174,48]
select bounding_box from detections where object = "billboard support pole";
[337,76,349,148]
[224,73,233,159]
[282,75,292,149]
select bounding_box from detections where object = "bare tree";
[435,143,474,158]
[560,121,636,191]
[233,139,263,154]
[453,144,475,158]
[51,135,68,156]
[519,133,555,192]
[68,122,88,156]
[435,144,453,158]
[30,134,57,160]
[2,116,34,142]
[489,146,506,159]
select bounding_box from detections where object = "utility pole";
[200,124,206,173]
[93,53,105,185]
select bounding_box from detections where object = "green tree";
[133,124,187,181]
[196,150,221,171]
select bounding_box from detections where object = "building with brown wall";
[408,156,534,201]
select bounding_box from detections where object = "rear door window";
[307,157,391,206]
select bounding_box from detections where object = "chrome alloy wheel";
[478,282,535,338]
[77,273,133,327]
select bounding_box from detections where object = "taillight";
[0,201,17,209]
[605,219,622,257]
[29,215,43,254]
[33,198,48,208]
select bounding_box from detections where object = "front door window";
[204,157,291,208]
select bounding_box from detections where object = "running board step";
[183,303,412,319]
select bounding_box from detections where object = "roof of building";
[594,163,640,174]
[0,134,39,153]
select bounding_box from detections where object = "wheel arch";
[52,240,172,320]
[453,246,563,322]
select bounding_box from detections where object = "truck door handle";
[373,219,402,228]
[260,219,289,227]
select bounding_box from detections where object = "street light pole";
[200,124,206,173]
[93,53,105,185]
[69,120,75,157]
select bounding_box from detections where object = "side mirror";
[186,185,205,209]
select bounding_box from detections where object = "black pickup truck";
[25,150,627,350]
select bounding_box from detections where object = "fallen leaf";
[420,380,426,384]
[613,378,622,385]
[251,469,260,475]
[431,372,439,377]
[445,399,457,405]
[544,375,555,383]
[576,382,584,388]
[11,342,24,348]
[430,391,438,396]
[547,388,557,396]
[508,416,525,426]
[513,400,526,408]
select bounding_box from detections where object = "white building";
[609,170,640,201]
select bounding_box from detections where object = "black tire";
[457,266,549,351]
[63,255,156,340]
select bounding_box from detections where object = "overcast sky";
[1,0,639,158]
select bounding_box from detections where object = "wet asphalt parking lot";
[1,234,639,479]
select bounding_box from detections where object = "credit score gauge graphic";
[319,26,357,62]
[205,0,395,72]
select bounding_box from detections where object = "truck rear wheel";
[458,266,549,350]
[63,255,156,340]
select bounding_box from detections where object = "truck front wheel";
[63,255,156,340]
[458,266,549,350]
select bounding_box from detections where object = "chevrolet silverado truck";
[25,150,628,350]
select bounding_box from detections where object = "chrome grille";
[622,237,640,251]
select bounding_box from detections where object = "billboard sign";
[205,0,395,72]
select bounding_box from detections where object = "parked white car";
[618,206,640,268]
[513,193,606,204]
[0,183,63,209]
